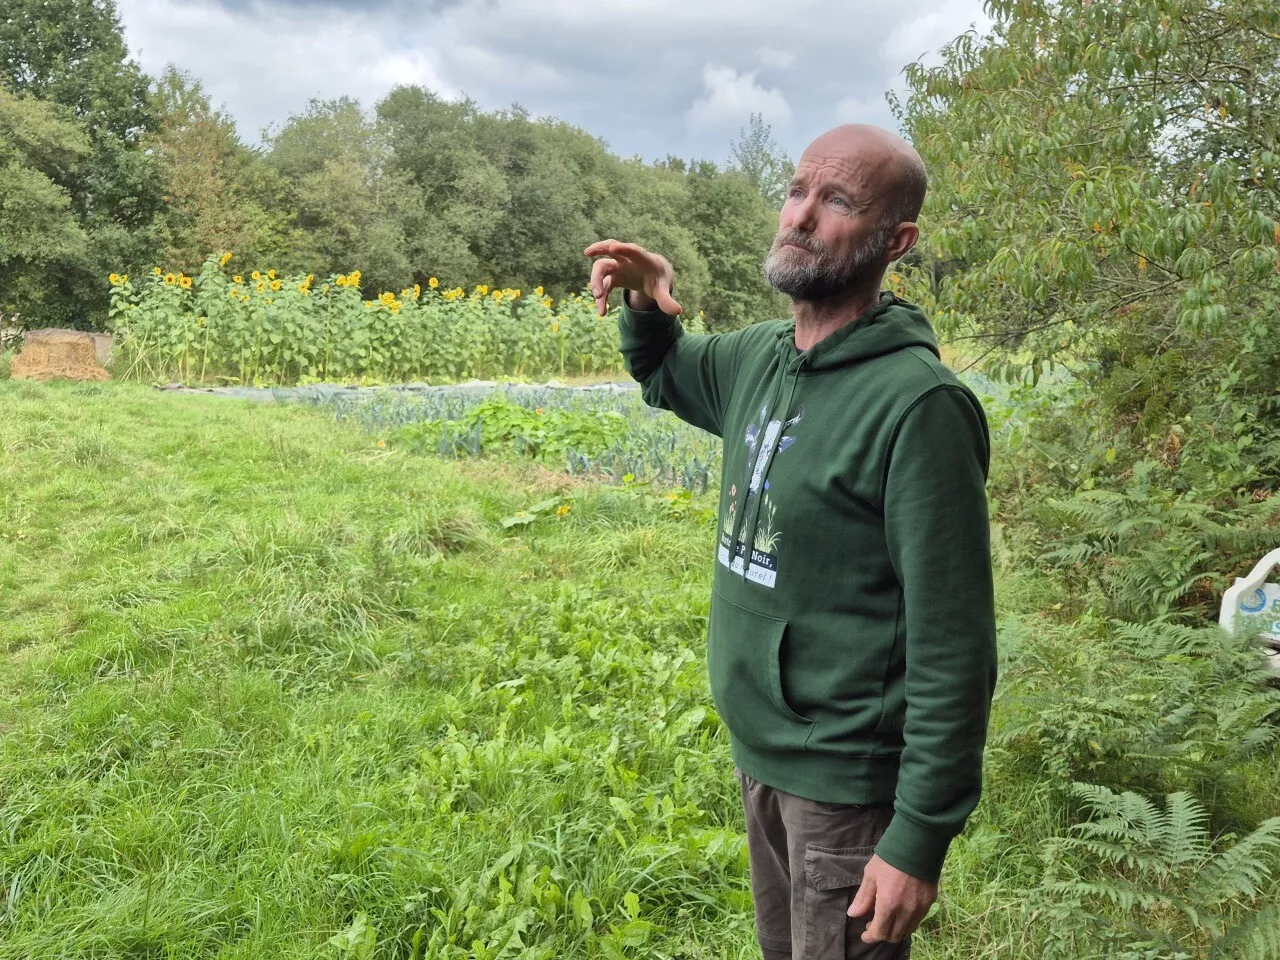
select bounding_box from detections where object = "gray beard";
[762,224,895,302]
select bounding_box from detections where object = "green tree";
[730,112,795,209]
[0,0,164,327]
[0,85,92,322]
[687,162,786,330]
[377,87,512,287]
[897,0,1280,492]
[145,67,293,275]
[265,96,421,294]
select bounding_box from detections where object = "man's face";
[763,146,895,302]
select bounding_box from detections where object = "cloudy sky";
[114,0,990,165]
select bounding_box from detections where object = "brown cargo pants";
[736,767,911,960]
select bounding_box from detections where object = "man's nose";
[782,192,819,233]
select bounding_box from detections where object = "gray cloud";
[115,0,989,162]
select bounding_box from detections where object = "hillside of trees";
[0,0,793,334]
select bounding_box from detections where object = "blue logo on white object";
[1241,588,1268,614]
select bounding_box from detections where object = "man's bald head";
[800,125,928,227]
[763,125,927,304]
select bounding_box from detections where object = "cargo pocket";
[802,845,875,960]
[706,589,814,750]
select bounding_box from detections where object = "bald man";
[585,125,996,959]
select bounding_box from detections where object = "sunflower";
[233,275,244,284]
[164,273,177,285]
[251,271,262,281]
[428,277,439,289]
[220,251,233,265]
[270,279,282,291]
[179,276,192,289]
[152,267,162,276]
[267,269,276,280]
[535,286,544,297]
[108,273,121,284]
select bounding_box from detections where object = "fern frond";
[1041,878,1179,914]
[1210,903,1280,960]
[1202,817,1280,901]
[1065,836,1171,875]
[1159,791,1212,868]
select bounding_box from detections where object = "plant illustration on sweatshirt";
[719,404,803,589]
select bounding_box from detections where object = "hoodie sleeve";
[875,384,998,884]
[617,294,744,438]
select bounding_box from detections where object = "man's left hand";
[847,854,938,944]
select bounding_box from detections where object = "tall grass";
[1,381,1277,959]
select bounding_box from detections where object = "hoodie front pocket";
[707,589,814,750]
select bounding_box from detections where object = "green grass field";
[2,380,1275,959]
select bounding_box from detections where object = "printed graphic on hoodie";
[719,404,803,587]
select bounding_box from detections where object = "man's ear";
[886,222,920,263]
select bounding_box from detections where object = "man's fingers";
[583,239,620,258]
[584,239,651,263]
[885,907,923,945]
[653,284,683,316]
[848,875,874,919]
[596,275,612,316]
[861,903,895,945]
[854,871,889,943]
[589,258,616,297]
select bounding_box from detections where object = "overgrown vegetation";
[2,381,1278,959]
[896,0,1280,626]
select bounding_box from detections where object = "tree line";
[0,0,793,333]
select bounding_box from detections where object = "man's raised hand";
[583,240,683,318]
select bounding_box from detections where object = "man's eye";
[831,196,848,208]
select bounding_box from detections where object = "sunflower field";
[106,253,696,385]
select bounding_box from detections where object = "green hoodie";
[618,291,997,884]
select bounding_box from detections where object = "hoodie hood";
[774,292,940,370]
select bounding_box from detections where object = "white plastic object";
[1219,547,1280,677]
